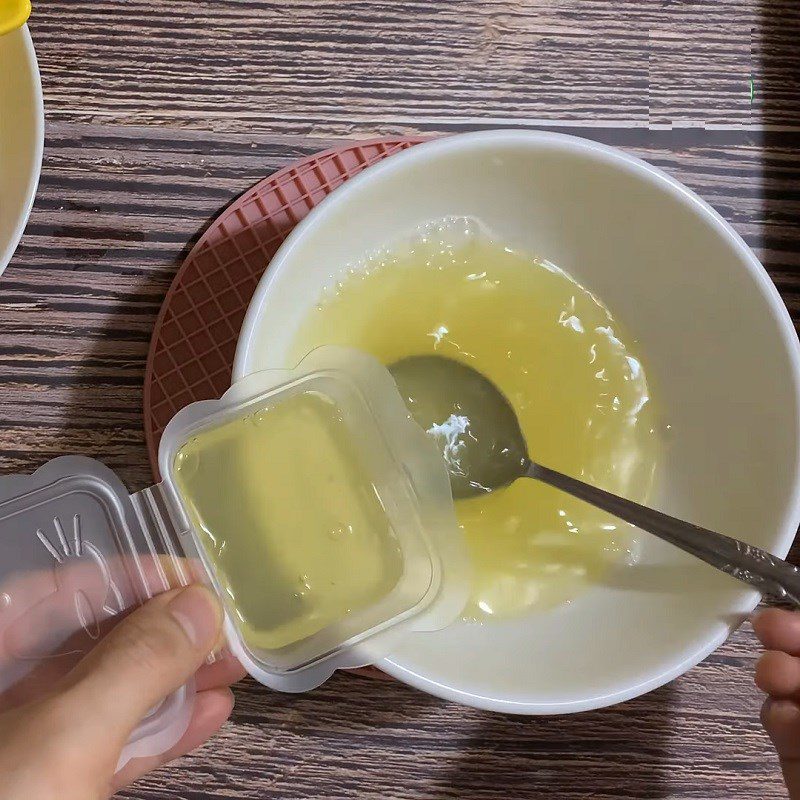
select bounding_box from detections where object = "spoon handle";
[526,460,800,605]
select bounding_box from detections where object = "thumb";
[61,584,223,744]
[761,698,800,798]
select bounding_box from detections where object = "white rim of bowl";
[0,24,44,276]
[234,129,800,714]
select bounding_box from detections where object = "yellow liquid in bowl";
[291,218,660,620]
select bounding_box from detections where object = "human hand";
[754,608,800,799]
[0,584,244,800]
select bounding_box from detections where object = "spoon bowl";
[389,355,527,499]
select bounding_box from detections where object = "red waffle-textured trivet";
[144,137,423,474]
[143,138,423,682]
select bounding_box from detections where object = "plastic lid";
[0,457,194,770]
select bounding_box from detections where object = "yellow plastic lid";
[0,1,31,36]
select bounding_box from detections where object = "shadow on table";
[434,691,673,800]
[231,673,674,800]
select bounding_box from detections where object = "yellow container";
[0,1,30,36]
[0,22,42,278]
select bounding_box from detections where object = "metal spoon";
[389,354,800,605]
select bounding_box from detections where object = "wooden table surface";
[3,1,800,798]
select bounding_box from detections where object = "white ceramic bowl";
[0,25,43,277]
[235,131,800,713]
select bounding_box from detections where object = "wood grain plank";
[647,0,754,126]
[1,120,798,797]
[24,0,783,133]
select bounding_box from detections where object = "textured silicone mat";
[143,137,423,477]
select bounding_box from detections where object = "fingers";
[754,610,800,698]
[111,687,234,791]
[0,554,204,671]
[195,650,247,692]
[754,609,800,655]
[754,607,800,796]
[761,698,800,798]
[763,698,800,757]
[59,584,223,747]
[756,651,800,697]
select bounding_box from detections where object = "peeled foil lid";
[0,457,193,769]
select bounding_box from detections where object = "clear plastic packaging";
[0,456,196,769]
[0,347,467,767]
